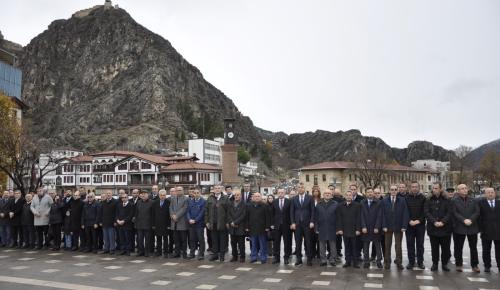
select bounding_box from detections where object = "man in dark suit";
[116,192,134,255]
[479,187,500,273]
[246,192,271,264]
[405,181,426,270]
[331,186,345,259]
[336,190,362,268]
[424,182,452,272]
[382,185,409,270]
[134,191,154,257]
[130,189,140,253]
[452,184,480,273]
[360,187,383,269]
[350,184,365,263]
[98,190,117,254]
[228,191,246,262]
[205,185,230,262]
[290,183,315,266]
[187,187,206,260]
[152,189,171,258]
[242,183,253,204]
[8,190,25,248]
[271,188,292,265]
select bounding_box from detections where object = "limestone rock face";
[19,6,260,152]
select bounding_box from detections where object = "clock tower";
[221,118,239,185]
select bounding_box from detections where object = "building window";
[117,163,127,170]
[306,174,309,182]
[130,161,139,171]
[313,174,318,185]
[79,165,90,172]
[141,162,152,170]
[322,174,326,182]
[349,174,352,181]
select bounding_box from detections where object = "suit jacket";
[116,201,134,229]
[452,196,480,235]
[424,193,452,237]
[479,198,500,241]
[205,194,230,231]
[290,194,315,226]
[271,198,292,228]
[242,192,253,204]
[68,199,84,231]
[152,198,170,235]
[381,196,409,232]
[336,201,361,237]
[98,198,117,228]
[246,202,271,236]
[360,198,383,241]
[187,198,206,228]
[8,197,25,226]
[21,202,34,226]
[228,200,247,236]
[314,199,338,241]
[134,199,153,230]
[169,195,188,231]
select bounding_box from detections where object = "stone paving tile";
[364,283,383,288]
[150,280,171,286]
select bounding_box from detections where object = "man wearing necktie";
[169,187,189,259]
[382,185,409,270]
[152,189,171,258]
[187,188,206,260]
[271,188,292,265]
[290,183,315,266]
[360,187,383,269]
[479,187,500,273]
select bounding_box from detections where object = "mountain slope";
[20,5,260,152]
[466,139,500,169]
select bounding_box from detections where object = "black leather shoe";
[484,267,491,273]
[417,263,425,269]
[442,264,450,272]
[306,260,313,266]
[284,258,289,265]
[406,263,414,270]
[208,255,218,261]
[320,262,327,266]
[272,258,280,264]
[431,264,438,272]
[343,263,351,268]
[230,256,238,262]
[376,262,383,269]
[363,263,370,269]
[295,260,303,266]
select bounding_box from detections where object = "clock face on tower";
[224,117,237,144]
[227,132,234,139]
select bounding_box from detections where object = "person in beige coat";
[30,188,53,249]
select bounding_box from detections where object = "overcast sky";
[1,0,499,150]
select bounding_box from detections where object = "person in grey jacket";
[30,188,53,249]
[170,186,189,258]
[205,185,230,262]
[452,184,480,273]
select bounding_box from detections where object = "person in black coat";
[228,191,247,262]
[8,190,25,248]
[478,187,500,273]
[99,190,117,254]
[404,181,427,270]
[331,185,345,259]
[152,189,171,258]
[48,193,64,250]
[290,183,315,266]
[134,191,153,257]
[424,182,452,272]
[360,187,383,269]
[336,190,362,268]
[0,191,10,247]
[116,192,134,255]
[271,188,292,265]
[246,192,271,264]
[21,193,35,249]
[81,193,100,253]
[62,190,73,250]
[69,191,84,251]
[452,184,480,272]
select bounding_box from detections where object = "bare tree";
[452,145,473,185]
[353,149,389,189]
[0,95,59,194]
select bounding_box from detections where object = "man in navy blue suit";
[382,185,409,270]
[290,183,315,266]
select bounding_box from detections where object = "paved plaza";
[0,236,498,290]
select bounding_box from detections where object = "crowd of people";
[0,181,499,274]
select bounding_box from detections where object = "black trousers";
[206,228,213,250]
[173,230,188,255]
[336,234,343,255]
[137,229,152,255]
[35,225,49,248]
[311,230,320,258]
[294,223,312,260]
[230,234,245,258]
[429,235,451,265]
[481,236,500,268]
[406,223,425,265]
[84,226,98,251]
[11,225,23,246]
[118,227,133,253]
[343,236,358,264]
[22,225,35,247]
[273,224,292,259]
[155,233,169,255]
[453,233,479,267]
[49,223,62,249]
[71,229,81,249]
[211,227,228,257]
[189,227,205,256]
